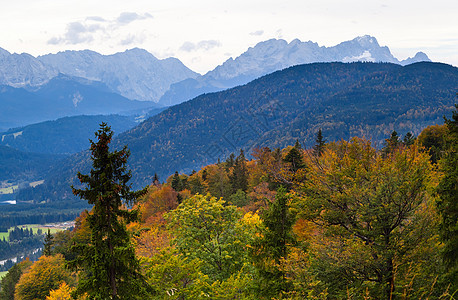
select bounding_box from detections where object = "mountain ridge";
[158,35,430,106]
[18,61,457,204]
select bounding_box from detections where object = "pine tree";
[43,229,54,256]
[171,171,182,191]
[230,150,248,193]
[225,153,235,171]
[402,132,415,146]
[313,129,326,157]
[284,140,305,172]
[152,173,160,185]
[382,130,400,156]
[251,187,296,298]
[70,123,147,299]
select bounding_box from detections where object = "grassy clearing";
[0,222,74,241]
[0,185,18,195]
[0,231,8,241]
[0,271,7,279]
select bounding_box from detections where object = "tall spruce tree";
[230,150,248,193]
[171,171,182,191]
[251,187,296,298]
[313,129,326,157]
[43,229,53,256]
[70,123,147,299]
[284,140,305,172]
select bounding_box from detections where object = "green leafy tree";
[251,187,296,299]
[143,248,210,299]
[69,123,147,299]
[228,189,249,207]
[166,194,250,282]
[437,104,458,289]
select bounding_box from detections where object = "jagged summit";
[158,35,431,106]
[0,48,199,102]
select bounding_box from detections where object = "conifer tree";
[251,187,296,298]
[171,171,182,191]
[43,229,54,256]
[437,104,458,287]
[313,129,326,157]
[225,153,235,171]
[284,140,305,172]
[402,132,415,146]
[70,123,147,299]
[230,150,248,193]
[152,173,160,185]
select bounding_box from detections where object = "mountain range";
[17,61,457,203]
[1,35,430,109]
[157,35,431,106]
[0,47,198,102]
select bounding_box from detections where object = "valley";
[0,34,456,298]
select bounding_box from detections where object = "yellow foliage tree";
[14,254,74,300]
[45,282,74,300]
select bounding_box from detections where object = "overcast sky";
[1,0,457,74]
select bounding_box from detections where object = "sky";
[1,0,457,74]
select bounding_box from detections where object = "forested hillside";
[2,115,456,299]
[18,62,457,204]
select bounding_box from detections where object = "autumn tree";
[45,282,74,300]
[299,138,434,299]
[418,124,448,164]
[14,254,74,300]
[69,123,147,299]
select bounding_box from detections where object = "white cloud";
[120,34,146,46]
[48,12,153,45]
[48,22,103,45]
[250,30,264,36]
[179,40,221,52]
[116,12,153,25]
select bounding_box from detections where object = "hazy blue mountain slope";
[1,115,137,155]
[0,75,155,131]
